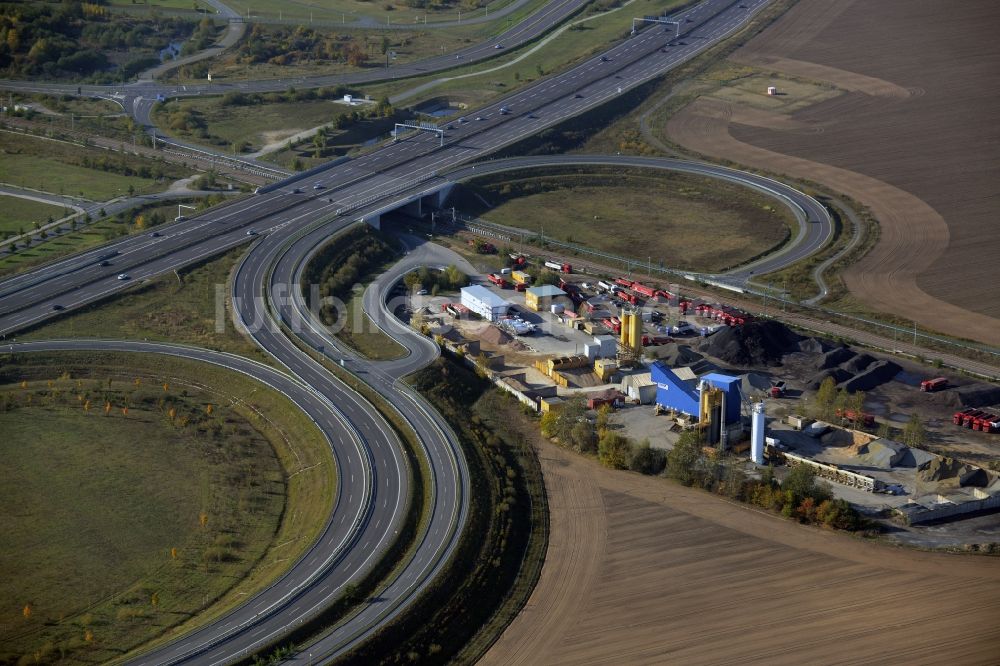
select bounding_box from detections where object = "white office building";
[460,285,511,322]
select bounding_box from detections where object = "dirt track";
[663,0,1000,346]
[481,442,1000,665]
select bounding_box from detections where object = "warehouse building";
[460,285,511,322]
[524,284,568,312]
[621,371,657,404]
[651,363,742,443]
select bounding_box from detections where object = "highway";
[0,0,782,662]
[0,0,594,131]
[0,0,773,334]
[2,339,407,662]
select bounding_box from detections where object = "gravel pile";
[699,321,803,367]
[840,360,902,392]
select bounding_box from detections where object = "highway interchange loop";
[0,0,827,663]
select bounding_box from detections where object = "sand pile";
[479,325,514,346]
[917,457,989,488]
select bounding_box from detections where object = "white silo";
[751,402,766,464]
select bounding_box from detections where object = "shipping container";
[511,270,532,285]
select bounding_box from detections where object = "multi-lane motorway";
[1,0,782,663]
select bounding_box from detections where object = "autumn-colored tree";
[22,604,31,619]
[84,400,91,411]
[163,382,169,392]
[134,378,142,387]
[205,404,213,415]
[20,380,27,389]
[168,407,177,420]
[84,629,93,643]
[104,401,112,416]
[199,512,208,528]
[121,407,128,416]
[170,547,178,560]
[134,214,146,230]
[150,592,159,607]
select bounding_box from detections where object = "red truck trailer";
[630,282,656,298]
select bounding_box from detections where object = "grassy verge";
[222,0,526,26]
[0,130,187,200]
[335,351,547,664]
[453,166,792,273]
[0,195,67,237]
[300,224,407,361]
[22,246,268,361]
[0,351,334,666]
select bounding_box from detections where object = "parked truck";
[834,408,876,428]
[920,377,948,392]
[543,260,573,273]
[488,273,510,288]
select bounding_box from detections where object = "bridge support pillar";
[362,213,381,230]
[436,183,455,208]
[401,198,423,218]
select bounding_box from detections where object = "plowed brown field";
[664,0,1000,346]
[481,442,1000,665]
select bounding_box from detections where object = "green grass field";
[0,196,67,237]
[0,352,336,665]
[0,382,284,665]
[23,246,265,360]
[109,0,211,10]
[224,0,524,26]
[459,170,792,272]
[0,132,185,201]
[154,97,350,153]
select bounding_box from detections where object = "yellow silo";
[620,312,632,347]
[628,311,642,351]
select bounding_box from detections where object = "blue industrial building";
[650,362,742,425]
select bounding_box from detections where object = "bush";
[667,431,702,486]
[629,441,666,475]
[598,431,632,470]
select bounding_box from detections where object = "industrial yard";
[406,236,1000,542]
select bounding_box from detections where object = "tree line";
[538,398,869,532]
